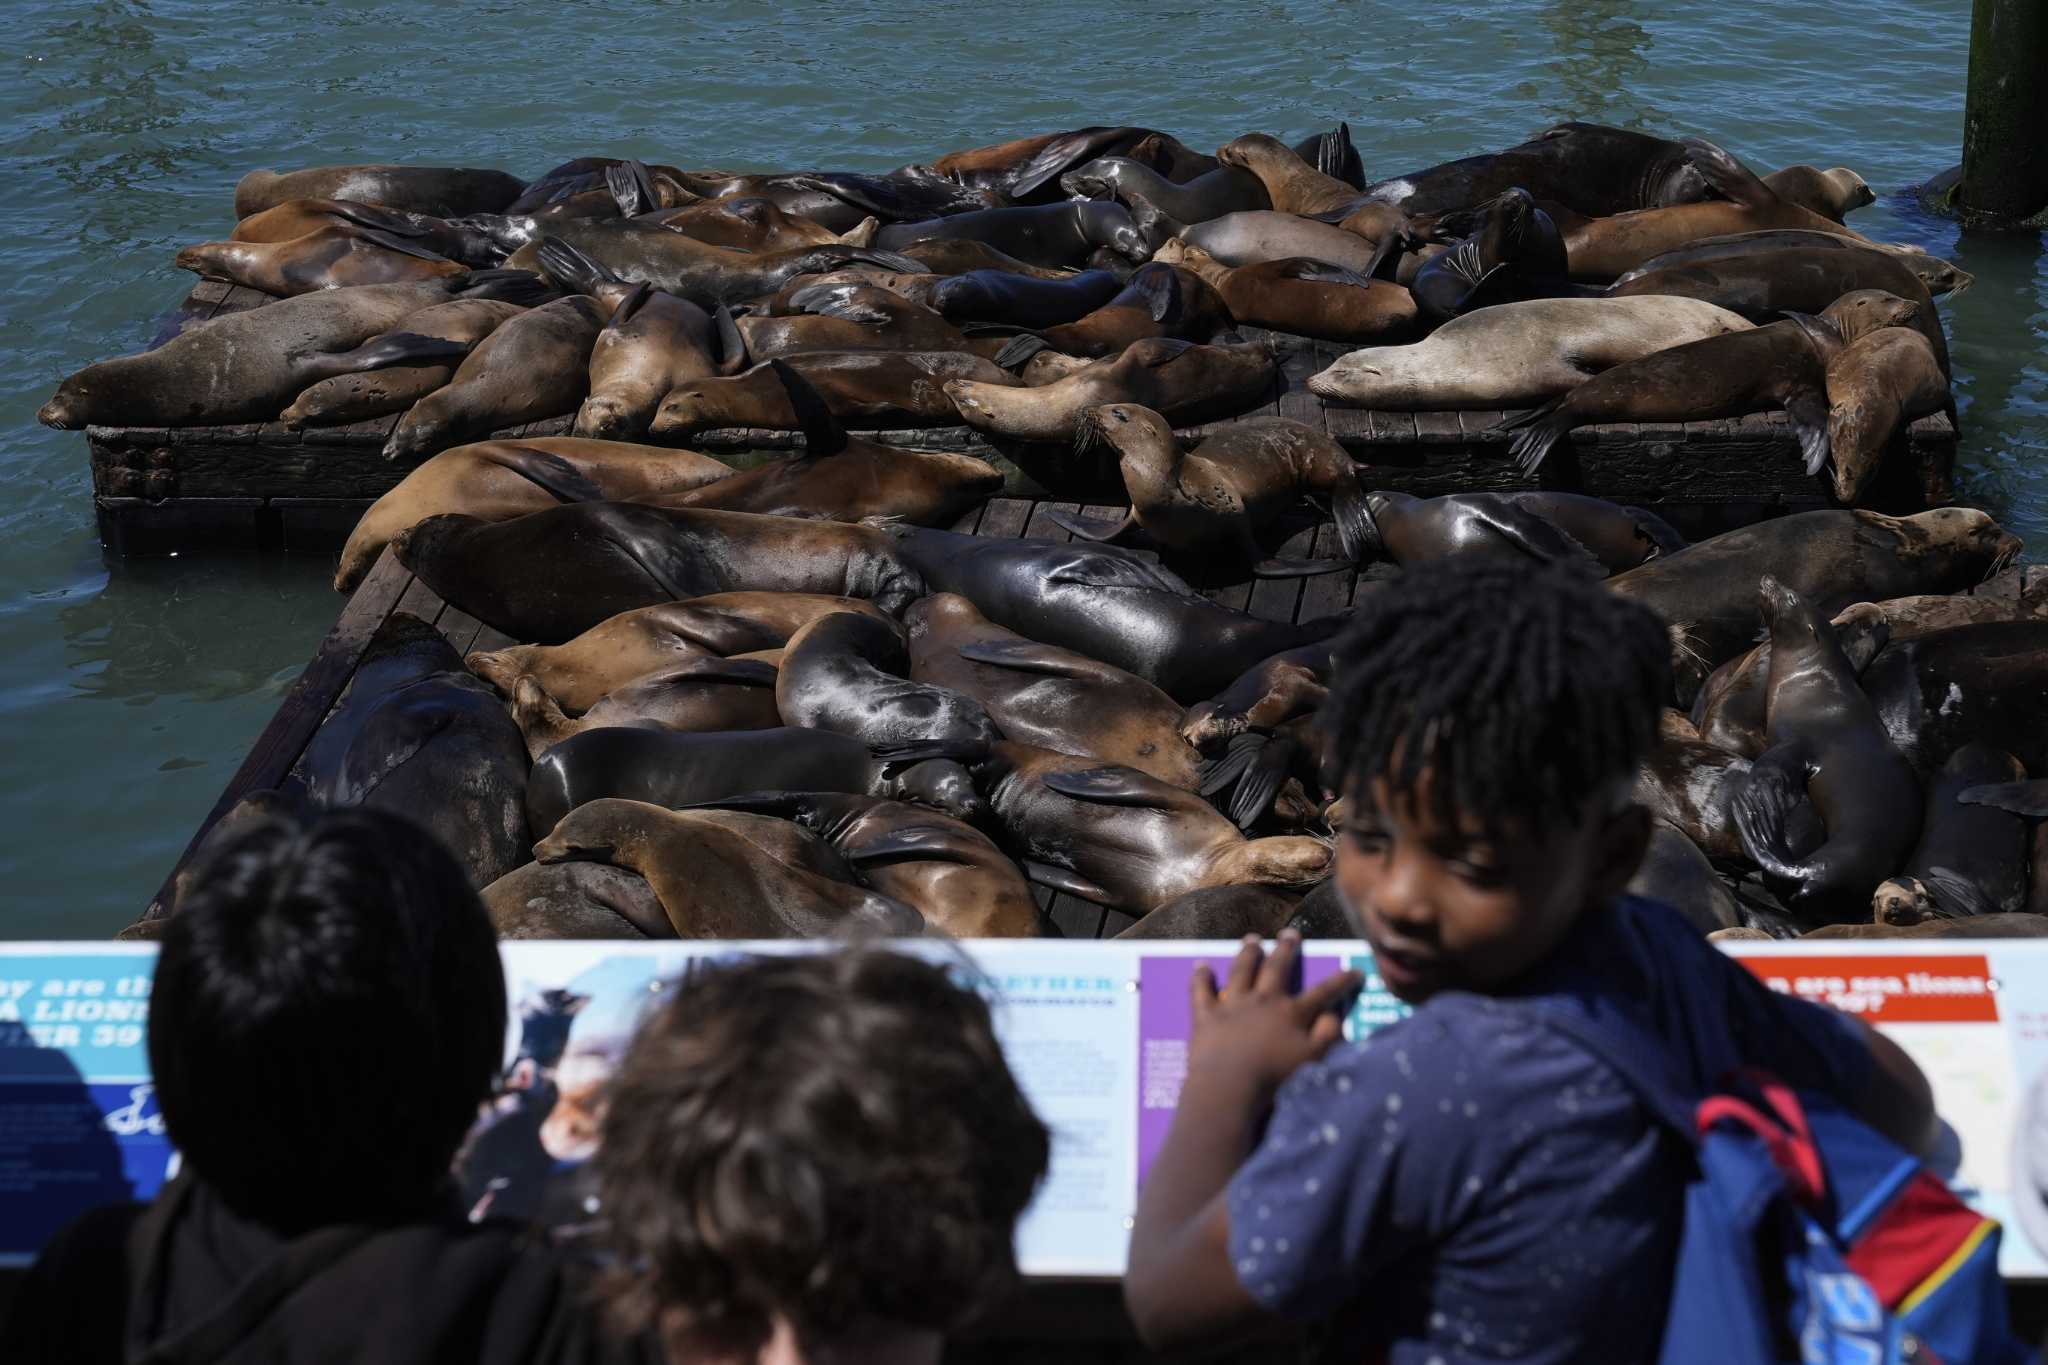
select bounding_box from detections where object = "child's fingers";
[1189,962,1219,1014]
[1296,969,1365,1023]
[1223,934,1263,998]
[1255,928,1303,996]
[1307,1010,1346,1054]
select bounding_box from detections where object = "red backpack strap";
[1695,1067,1825,1205]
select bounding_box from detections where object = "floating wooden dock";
[88,282,1958,555]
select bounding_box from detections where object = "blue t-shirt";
[1225,896,1872,1365]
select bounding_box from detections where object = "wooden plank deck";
[87,283,1959,556]
[140,495,1375,936]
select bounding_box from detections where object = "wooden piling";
[1959,0,2048,223]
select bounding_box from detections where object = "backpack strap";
[1521,996,1703,1141]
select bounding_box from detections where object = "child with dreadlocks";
[1125,557,1937,1364]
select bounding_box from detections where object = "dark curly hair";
[1316,556,1673,833]
[594,949,1050,1357]
[150,806,507,1233]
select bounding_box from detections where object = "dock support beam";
[1958,0,2048,224]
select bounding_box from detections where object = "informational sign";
[1,939,2044,1282]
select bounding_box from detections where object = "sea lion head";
[1896,251,1972,298]
[572,394,639,441]
[1060,159,1118,202]
[1872,875,1934,926]
[882,757,983,822]
[1904,506,2023,578]
[1179,700,1245,750]
[533,797,649,866]
[1214,134,1287,172]
[1824,167,1876,213]
[388,512,482,576]
[38,371,97,429]
[1756,574,1824,645]
[1077,402,1174,476]
[1822,288,1920,342]
[647,378,731,439]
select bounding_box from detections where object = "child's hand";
[1188,930,1363,1100]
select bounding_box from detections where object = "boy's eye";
[1344,828,1391,855]
[1449,857,1507,888]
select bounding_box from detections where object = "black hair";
[148,807,506,1233]
[595,949,1050,1357]
[1316,556,1672,834]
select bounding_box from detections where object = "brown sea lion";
[1180,642,1333,751]
[1047,407,1370,570]
[732,282,999,361]
[777,611,997,760]
[507,656,782,760]
[898,239,1080,278]
[1059,156,1270,223]
[1761,166,1875,222]
[1612,231,1972,297]
[979,741,1330,915]
[518,223,929,309]
[992,263,1233,366]
[480,859,669,939]
[336,436,735,590]
[1628,820,1742,934]
[1733,577,1921,918]
[235,164,525,219]
[641,196,859,251]
[1112,884,1305,940]
[1800,913,2048,940]
[230,197,503,266]
[918,126,1178,201]
[572,282,730,440]
[945,337,1278,443]
[467,591,887,711]
[871,201,1150,268]
[905,592,1200,789]
[1173,211,1389,276]
[38,271,549,428]
[176,225,467,296]
[1823,327,1954,504]
[280,297,525,429]
[383,294,607,461]
[1355,489,1685,577]
[692,791,1041,937]
[648,350,1021,439]
[1870,743,2029,925]
[1691,602,1891,759]
[1634,712,1755,863]
[1214,134,1367,217]
[534,799,923,938]
[1154,240,1418,344]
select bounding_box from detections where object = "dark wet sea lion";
[236,164,525,219]
[1357,489,1684,576]
[732,282,998,361]
[1180,642,1332,752]
[1059,157,1269,223]
[946,337,1277,443]
[573,282,727,440]
[995,263,1232,364]
[927,268,1125,327]
[1760,166,1875,222]
[1408,187,1570,323]
[467,592,889,711]
[690,791,1040,937]
[526,726,979,837]
[1174,211,1388,276]
[1050,407,1369,569]
[481,860,669,939]
[979,741,1330,915]
[280,296,525,429]
[521,222,927,308]
[337,435,734,590]
[38,270,548,428]
[1733,577,1921,918]
[1155,240,1418,344]
[395,503,924,642]
[1691,602,1890,759]
[906,592,1200,789]
[1628,820,1741,934]
[899,239,1080,278]
[1824,327,1953,505]
[512,157,694,214]
[648,350,1019,438]
[917,126,1176,201]
[1861,621,2048,777]
[383,294,606,461]
[1359,121,1710,218]
[1870,743,2029,925]
[1113,884,1304,940]
[1607,506,2019,703]
[286,613,529,888]
[231,197,504,266]
[1634,713,1755,863]
[641,196,858,251]
[535,799,923,938]
[177,225,467,296]
[889,526,1337,702]
[1305,296,1751,410]
[507,657,782,760]
[777,611,997,760]
[1612,231,1970,297]
[873,201,1149,268]
[666,169,985,232]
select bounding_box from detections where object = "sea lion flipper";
[767,359,849,457]
[1476,504,1608,578]
[1041,766,1166,808]
[1784,388,1832,477]
[1680,137,1776,209]
[1045,507,1138,543]
[839,826,965,866]
[1500,397,1572,476]
[952,638,1098,678]
[335,331,475,372]
[1126,264,1184,324]
[486,445,606,504]
[1228,734,1298,830]
[1280,258,1379,291]
[1252,557,1353,578]
[607,281,654,328]
[1959,780,2048,818]
[534,236,622,294]
[1917,867,1999,921]
[338,224,458,264]
[1731,743,1815,880]
[1198,733,1267,797]
[713,304,748,375]
[604,159,655,218]
[786,283,895,328]
[1021,860,1113,902]
[995,333,1051,371]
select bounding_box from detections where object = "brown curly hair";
[594,948,1051,1356]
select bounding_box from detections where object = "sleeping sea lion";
[534,799,922,938]
[383,294,607,461]
[1823,327,1954,505]
[518,223,929,308]
[648,350,1021,439]
[640,196,858,251]
[1358,122,1711,218]
[905,593,1200,789]
[1214,134,1371,217]
[916,125,1184,202]
[978,741,1331,916]
[1153,240,1418,345]
[1612,231,1970,298]
[945,337,1277,443]
[1059,157,1269,223]
[926,268,1124,328]
[1171,211,1388,276]
[777,612,997,761]
[1356,489,1685,576]
[235,164,525,219]
[231,197,504,266]
[506,656,782,760]
[1760,166,1875,222]
[280,297,526,429]
[733,283,1000,362]
[176,224,466,296]
[992,263,1233,366]
[573,281,730,440]
[480,860,669,939]
[1870,743,2030,925]
[873,201,1149,268]
[1861,621,2048,778]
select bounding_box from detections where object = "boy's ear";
[1590,803,1653,902]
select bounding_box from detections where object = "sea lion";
[665,169,986,232]
[641,196,857,251]
[1306,296,1752,410]
[280,297,526,429]
[230,197,505,266]
[915,125,1182,201]
[507,657,782,760]
[1358,122,1711,218]
[905,592,1200,789]
[777,611,997,760]
[1691,602,1891,759]
[518,223,928,308]
[1180,642,1333,751]
[945,337,1277,443]
[888,526,1337,702]
[688,791,1041,937]
[926,268,1125,327]
[1047,407,1369,570]
[573,281,728,440]
[467,592,890,711]
[1612,232,1970,297]
[337,436,735,591]
[395,503,924,642]
[235,164,525,219]
[1214,134,1370,218]
[1823,327,1954,504]
[1799,913,2048,940]
[1861,621,2048,778]
[1171,211,1388,276]
[1761,166,1875,222]
[648,350,1020,439]
[1153,240,1418,344]
[383,294,607,461]
[1355,489,1684,576]
[526,726,980,837]
[285,613,530,888]
[480,860,670,939]
[1869,743,2029,925]
[977,741,1330,916]
[898,239,1080,278]
[1407,188,1571,323]
[1112,884,1305,940]
[731,282,997,361]
[38,271,548,428]
[873,202,1149,268]
[1607,506,2020,703]
[1501,290,1920,475]
[1628,820,1742,934]
[176,224,467,296]
[1059,157,1270,223]
[1634,712,1756,863]
[534,800,922,938]
[1733,577,1922,918]
[991,263,1233,365]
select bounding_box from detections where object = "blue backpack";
[1534,997,2031,1365]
